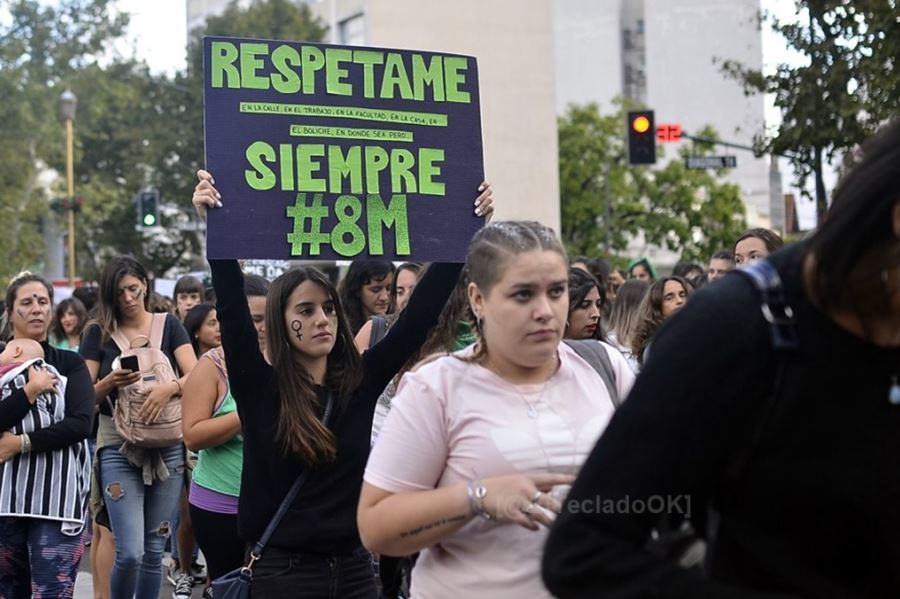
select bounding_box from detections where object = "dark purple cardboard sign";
[203,36,484,261]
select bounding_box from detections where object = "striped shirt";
[0,359,90,535]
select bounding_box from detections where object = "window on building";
[339,13,366,46]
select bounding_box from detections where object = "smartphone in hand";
[120,355,140,373]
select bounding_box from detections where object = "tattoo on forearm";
[399,514,468,538]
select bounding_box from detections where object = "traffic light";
[627,110,656,165]
[138,191,159,228]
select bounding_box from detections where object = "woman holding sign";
[192,169,492,597]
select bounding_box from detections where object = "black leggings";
[189,503,245,581]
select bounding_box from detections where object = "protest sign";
[203,36,484,261]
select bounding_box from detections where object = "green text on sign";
[245,142,445,196]
[286,192,411,257]
[240,102,447,127]
[289,125,413,143]
[212,42,471,104]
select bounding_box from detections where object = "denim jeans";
[98,444,184,599]
[250,545,378,599]
[0,516,85,599]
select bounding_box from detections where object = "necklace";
[516,379,551,419]
[485,354,560,418]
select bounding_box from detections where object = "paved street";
[74,552,206,599]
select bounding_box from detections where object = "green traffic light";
[143,214,157,226]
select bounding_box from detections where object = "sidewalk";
[74,553,206,599]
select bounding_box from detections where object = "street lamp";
[59,89,77,287]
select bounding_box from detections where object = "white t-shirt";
[364,342,635,599]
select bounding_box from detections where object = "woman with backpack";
[192,169,493,597]
[542,120,900,598]
[0,273,94,598]
[358,221,635,598]
[80,256,196,599]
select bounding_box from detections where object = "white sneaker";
[172,572,194,599]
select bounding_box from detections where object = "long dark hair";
[338,260,395,335]
[50,297,87,343]
[266,267,362,464]
[806,119,900,337]
[94,256,151,342]
[183,303,216,357]
[567,267,605,340]
[631,275,692,365]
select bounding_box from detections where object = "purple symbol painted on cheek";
[291,320,303,341]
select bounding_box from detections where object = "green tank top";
[192,375,243,497]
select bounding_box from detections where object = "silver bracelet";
[20,434,32,454]
[466,479,492,520]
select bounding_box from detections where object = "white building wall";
[553,0,623,114]
[644,0,770,225]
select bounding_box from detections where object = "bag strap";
[723,259,799,483]
[563,340,620,408]
[369,315,387,348]
[110,327,130,354]
[244,392,336,573]
[149,313,167,350]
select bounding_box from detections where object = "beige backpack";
[110,313,182,448]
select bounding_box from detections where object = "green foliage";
[719,0,900,219]
[558,103,746,263]
[0,0,325,284]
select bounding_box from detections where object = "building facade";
[186,0,561,231]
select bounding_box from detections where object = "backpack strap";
[369,315,387,348]
[148,313,167,350]
[563,339,620,408]
[110,327,130,354]
[731,260,799,351]
[722,259,799,483]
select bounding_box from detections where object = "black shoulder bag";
[211,393,335,599]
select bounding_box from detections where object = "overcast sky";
[100,0,820,228]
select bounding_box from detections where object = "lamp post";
[59,89,77,287]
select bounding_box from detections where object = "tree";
[719,0,900,221]
[559,103,746,262]
[0,0,128,281]
[0,0,327,283]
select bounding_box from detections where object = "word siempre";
[210,41,472,103]
[245,142,445,195]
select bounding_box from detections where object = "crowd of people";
[0,119,896,599]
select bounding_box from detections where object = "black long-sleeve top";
[543,243,900,598]
[211,259,462,554]
[0,342,93,452]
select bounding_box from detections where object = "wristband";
[20,434,32,454]
[466,479,492,520]
[173,379,183,396]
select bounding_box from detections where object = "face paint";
[291,319,303,341]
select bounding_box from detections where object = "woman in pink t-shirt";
[359,221,635,598]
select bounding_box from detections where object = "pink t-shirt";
[364,342,635,599]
